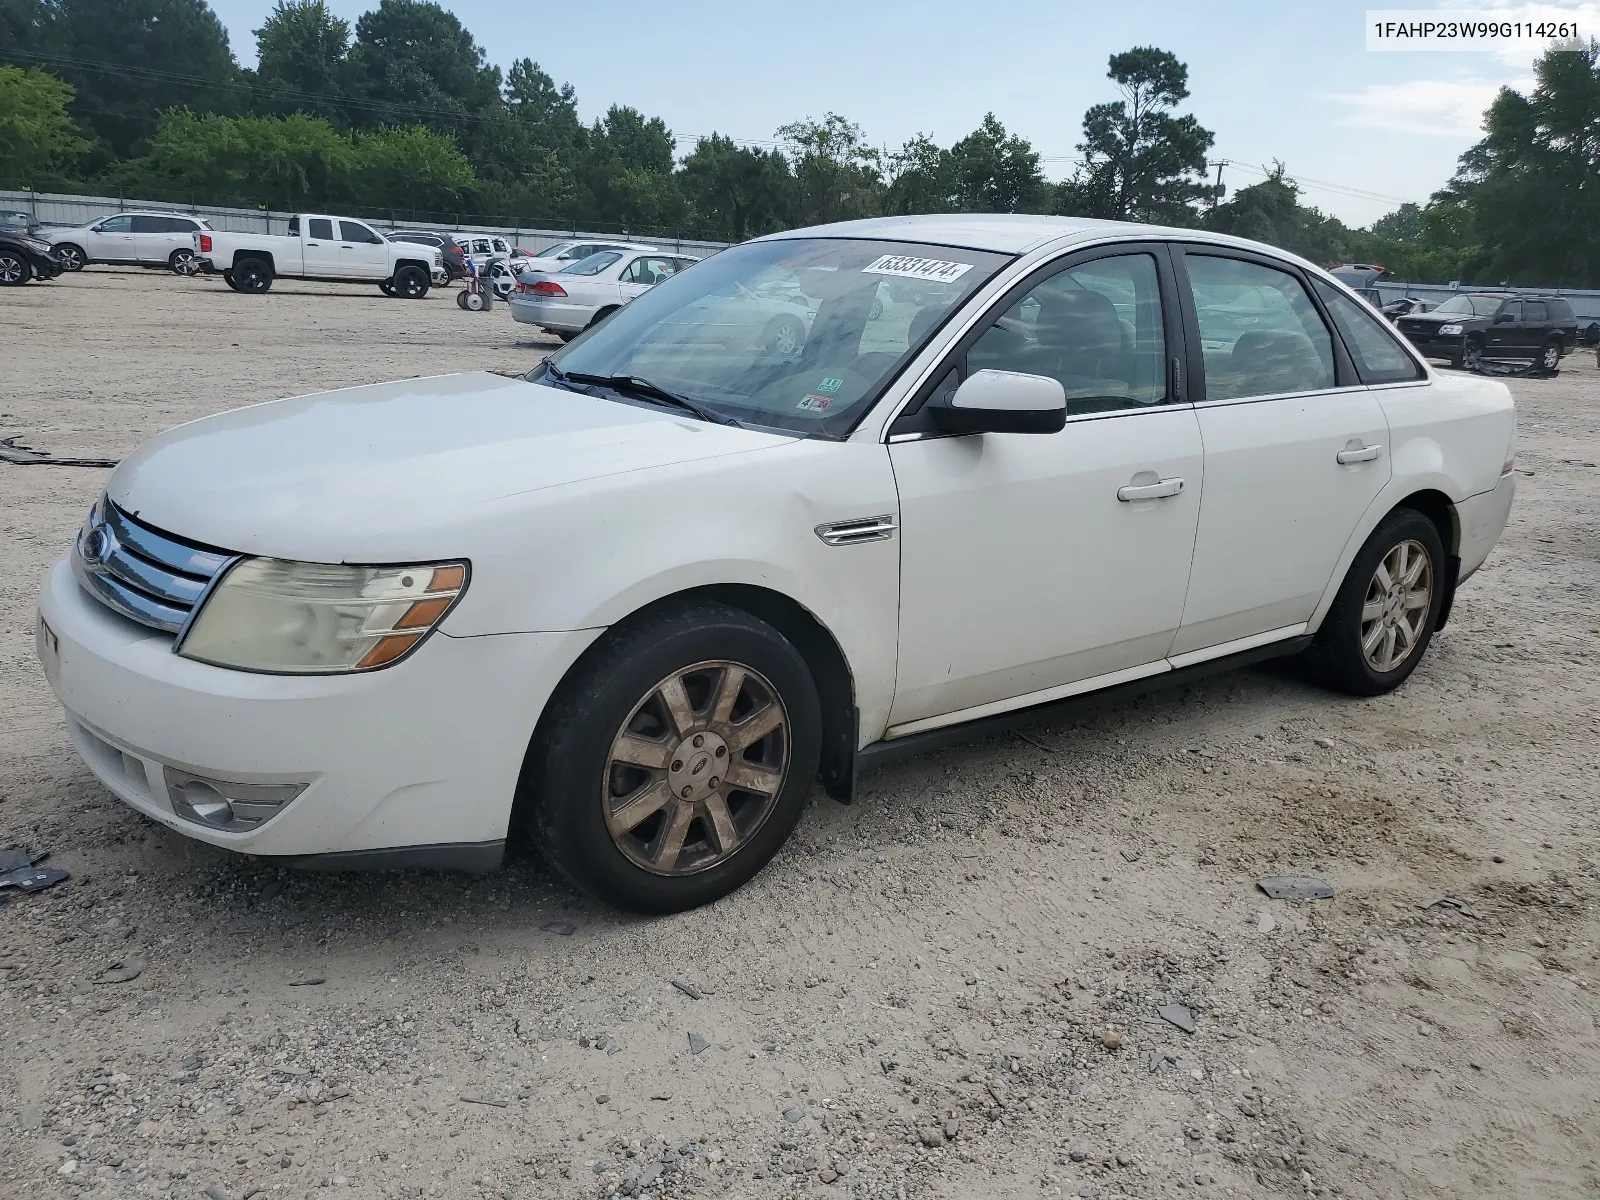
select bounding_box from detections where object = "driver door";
[886,246,1204,731]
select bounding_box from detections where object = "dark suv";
[1396,292,1577,371]
[387,230,467,282]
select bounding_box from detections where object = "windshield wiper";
[560,371,744,427]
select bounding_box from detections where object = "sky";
[205,0,1599,228]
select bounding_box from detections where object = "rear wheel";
[379,279,396,297]
[168,247,195,273]
[393,265,429,299]
[233,257,273,293]
[1540,338,1562,372]
[222,271,240,292]
[587,305,619,329]
[54,244,85,272]
[0,249,30,285]
[1302,509,1445,696]
[523,602,821,913]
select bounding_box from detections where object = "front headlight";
[178,558,467,674]
[1437,324,1463,336]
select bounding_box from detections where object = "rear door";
[1484,300,1519,356]
[1518,300,1549,358]
[338,220,390,279]
[302,217,340,277]
[1171,247,1390,656]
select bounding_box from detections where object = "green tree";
[350,123,472,210]
[343,0,499,130]
[1370,201,1425,242]
[883,133,952,214]
[254,0,350,122]
[1059,46,1213,224]
[503,58,585,157]
[947,113,1046,212]
[679,133,794,240]
[776,112,883,225]
[110,109,353,207]
[26,0,239,163]
[0,65,89,185]
[1201,163,1358,264]
[1443,40,1600,285]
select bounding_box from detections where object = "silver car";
[47,211,215,273]
[509,250,700,340]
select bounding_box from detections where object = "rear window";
[1548,298,1574,320]
[1314,280,1424,384]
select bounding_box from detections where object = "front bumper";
[36,557,600,867]
[1399,330,1464,359]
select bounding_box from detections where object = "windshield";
[545,238,1010,437]
[1432,295,1500,317]
[561,251,622,276]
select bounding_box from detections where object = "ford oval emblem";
[82,526,109,564]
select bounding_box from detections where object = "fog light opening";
[178,780,235,827]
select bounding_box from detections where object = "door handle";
[1336,444,1383,465]
[1117,476,1185,501]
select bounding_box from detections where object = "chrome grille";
[72,501,235,635]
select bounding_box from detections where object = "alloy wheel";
[1463,341,1482,369]
[772,320,802,355]
[56,245,83,271]
[1542,342,1560,371]
[1360,539,1433,673]
[397,270,426,298]
[601,660,790,876]
[0,253,24,284]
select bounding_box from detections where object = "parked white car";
[509,249,700,339]
[47,211,215,273]
[511,239,659,276]
[194,214,445,296]
[36,214,1515,914]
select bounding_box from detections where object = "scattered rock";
[918,1127,945,1148]
[1314,737,1336,750]
[541,920,578,936]
[595,1094,610,1105]
[670,979,704,1000]
[1069,1148,1088,1162]
[288,976,325,987]
[1159,1003,1197,1034]
[459,1095,508,1107]
[202,1185,231,1200]
[93,962,142,986]
[1101,1030,1124,1050]
[1257,911,1277,933]
[1257,876,1334,901]
[650,1091,672,1101]
[783,1107,805,1123]
[687,1032,710,1056]
[257,879,287,903]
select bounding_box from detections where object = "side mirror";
[930,369,1067,435]
[1494,311,1514,324]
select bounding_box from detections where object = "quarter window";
[1185,254,1334,400]
[965,252,1169,415]
[1313,281,1423,384]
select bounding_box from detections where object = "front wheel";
[392,265,429,299]
[1451,337,1483,370]
[1540,338,1562,372]
[233,258,273,293]
[54,244,85,271]
[523,603,822,913]
[1301,509,1446,696]
[0,249,30,285]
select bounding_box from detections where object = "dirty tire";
[522,602,821,914]
[393,265,429,299]
[1451,337,1483,371]
[1540,338,1562,372]
[1301,508,1446,696]
[233,257,273,293]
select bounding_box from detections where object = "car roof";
[754,213,1328,262]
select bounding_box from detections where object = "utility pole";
[1211,160,1226,210]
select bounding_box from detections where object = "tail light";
[530,281,567,297]
[199,234,212,252]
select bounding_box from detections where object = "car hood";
[107,372,792,562]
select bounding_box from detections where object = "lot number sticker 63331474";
[862,254,973,283]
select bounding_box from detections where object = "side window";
[98,215,132,232]
[1313,281,1424,384]
[307,218,334,239]
[129,215,162,233]
[492,238,508,253]
[965,252,1169,415]
[1185,254,1334,400]
[1523,300,1547,323]
[1497,301,1520,323]
[339,220,381,244]
[473,239,491,254]
[288,216,300,234]
[619,258,644,284]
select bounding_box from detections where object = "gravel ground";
[2,268,1598,1200]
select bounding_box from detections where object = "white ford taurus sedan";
[35,214,1516,913]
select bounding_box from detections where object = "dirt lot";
[2,268,1598,1200]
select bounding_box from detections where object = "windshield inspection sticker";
[797,394,833,412]
[817,377,844,393]
[862,254,973,283]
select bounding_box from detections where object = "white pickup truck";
[195,214,445,297]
